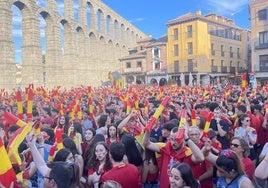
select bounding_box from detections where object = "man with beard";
[142,126,204,188]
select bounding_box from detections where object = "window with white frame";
[259,31,268,45]
[153,61,161,70]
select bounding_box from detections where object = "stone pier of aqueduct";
[0,0,147,90]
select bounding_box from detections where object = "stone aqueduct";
[0,0,147,90]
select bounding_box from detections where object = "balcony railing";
[255,42,268,50]
[123,67,142,73]
[221,66,227,73]
[230,67,236,74]
[211,66,218,73]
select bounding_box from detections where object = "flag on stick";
[203,112,213,134]
[191,109,197,126]
[7,123,32,165]
[145,96,171,132]
[16,90,23,119]
[3,111,27,127]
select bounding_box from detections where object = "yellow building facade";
[167,10,250,86]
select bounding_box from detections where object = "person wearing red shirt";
[105,124,120,147]
[188,126,213,188]
[100,142,142,188]
[143,126,204,188]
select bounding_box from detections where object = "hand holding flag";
[144,96,171,132]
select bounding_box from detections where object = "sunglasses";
[230,143,240,148]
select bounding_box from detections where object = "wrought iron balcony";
[123,67,142,73]
[221,66,227,73]
[211,66,218,73]
[230,67,236,74]
[255,42,268,50]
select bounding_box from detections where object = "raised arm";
[26,133,50,176]
[117,111,134,131]
[142,131,160,153]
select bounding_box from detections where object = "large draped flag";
[0,138,17,188]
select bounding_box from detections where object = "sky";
[11,0,252,62]
[102,0,252,38]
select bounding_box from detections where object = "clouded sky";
[11,0,252,62]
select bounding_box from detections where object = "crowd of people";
[0,82,268,188]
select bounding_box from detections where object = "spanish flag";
[145,96,170,132]
[191,109,197,126]
[133,93,139,109]
[236,93,243,107]
[88,86,94,120]
[48,144,56,162]
[3,111,27,127]
[0,139,17,188]
[179,109,187,127]
[26,88,34,120]
[203,112,213,134]
[55,128,63,150]
[241,73,247,92]
[16,90,23,119]
[7,123,32,165]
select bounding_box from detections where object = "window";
[187,25,192,38]
[260,55,268,71]
[188,59,194,72]
[258,9,267,21]
[221,45,224,57]
[174,61,179,72]
[259,31,268,44]
[173,28,178,40]
[126,62,131,68]
[237,48,240,58]
[174,44,179,56]
[154,61,161,70]
[136,61,142,67]
[211,43,215,55]
[153,47,160,58]
[218,28,225,37]
[230,47,233,58]
[188,42,193,54]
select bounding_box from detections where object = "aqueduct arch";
[0,0,147,90]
